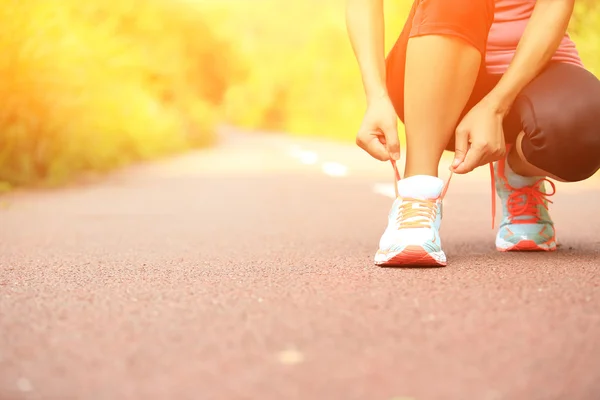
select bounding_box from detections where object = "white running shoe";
[374,175,448,267]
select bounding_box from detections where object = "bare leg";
[403,35,481,178]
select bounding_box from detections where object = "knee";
[554,155,600,183]
[512,64,600,182]
[521,102,600,182]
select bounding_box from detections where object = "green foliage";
[1,0,598,188]
[0,0,243,187]
[570,2,600,75]
[219,0,600,144]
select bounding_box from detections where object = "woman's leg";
[374,0,496,267]
[508,138,562,180]
[493,62,600,251]
[403,37,481,177]
[508,134,567,182]
[507,63,600,183]
[385,0,495,177]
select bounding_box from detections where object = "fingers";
[452,127,469,170]
[355,97,401,162]
[382,123,400,161]
[453,143,485,174]
[368,139,391,161]
[453,142,506,174]
[356,133,389,161]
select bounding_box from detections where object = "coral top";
[485,0,584,74]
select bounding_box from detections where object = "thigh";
[509,62,600,181]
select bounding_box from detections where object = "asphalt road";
[1,128,599,400]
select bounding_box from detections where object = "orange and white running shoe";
[494,155,557,252]
[374,162,450,267]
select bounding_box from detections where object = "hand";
[451,99,506,174]
[355,94,400,161]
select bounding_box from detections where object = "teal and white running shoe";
[494,156,557,252]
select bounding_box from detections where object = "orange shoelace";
[396,198,438,229]
[391,160,452,199]
[505,178,555,224]
[391,160,451,229]
[390,160,553,230]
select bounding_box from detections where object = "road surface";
[1,128,599,400]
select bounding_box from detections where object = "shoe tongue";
[397,175,444,200]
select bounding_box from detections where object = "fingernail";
[392,153,400,160]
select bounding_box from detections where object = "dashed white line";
[321,162,348,177]
[290,146,449,206]
[289,146,349,175]
[373,183,396,199]
[289,147,318,165]
[299,152,318,165]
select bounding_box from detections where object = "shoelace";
[505,178,556,224]
[489,163,496,229]
[396,198,438,229]
[391,160,451,229]
[391,160,452,199]
[390,159,552,230]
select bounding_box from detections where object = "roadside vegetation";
[0,0,597,189]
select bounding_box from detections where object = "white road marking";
[288,145,302,154]
[289,147,318,165]
[373,183,396,199]
[276,348,304,365]
[17,378,33,392]
[287,145,350,178]
[321,162,348,177]
[299,152,318,165]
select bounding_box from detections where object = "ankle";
[504,152,541,189]
[404,165,439,179]
[507,148,531,177]
[506,143,549,179]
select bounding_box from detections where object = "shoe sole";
[375,245,447,267]
[496,239,557,252]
